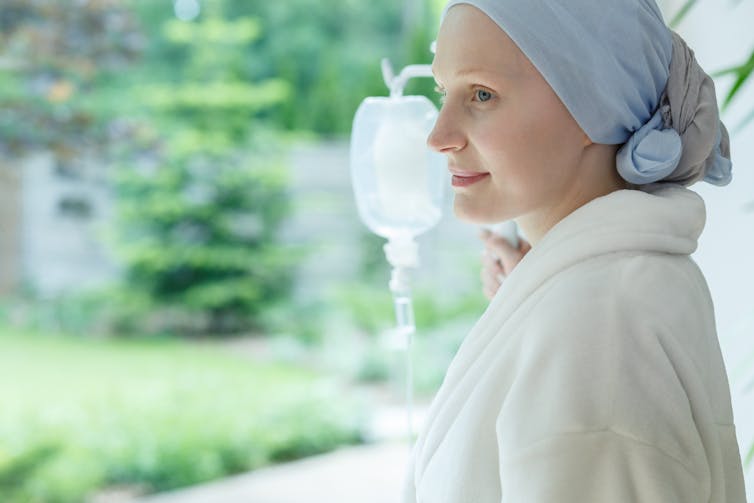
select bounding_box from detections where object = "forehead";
[431,4,528,83]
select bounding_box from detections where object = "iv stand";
[379,57,435,447]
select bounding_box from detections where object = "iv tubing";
[389,266,416,447]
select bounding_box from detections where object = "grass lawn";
[0,329,367,503]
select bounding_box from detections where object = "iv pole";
[378,56,435,447]
[350,38,445,448]
[355,43,518,449]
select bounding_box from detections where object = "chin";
[452,199,502,224]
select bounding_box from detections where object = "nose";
[426,105,465,153]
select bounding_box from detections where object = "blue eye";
[476,89,492,102]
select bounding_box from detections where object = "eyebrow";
[431,66,508,82]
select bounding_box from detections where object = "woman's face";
[429,4,591,225]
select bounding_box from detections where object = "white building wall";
[20,152,118,296]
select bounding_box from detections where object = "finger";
[482,280,498,297]
[518,238,532,254]
[483,283,498,300]
[485,234,518,257]
[485,238,522,272]
[482,248,500,269]
[482,275,503,297]
[481,257,508,283]
[481,266,505,287]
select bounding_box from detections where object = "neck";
[515,146,632,246]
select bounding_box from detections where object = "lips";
[449,169,490,188]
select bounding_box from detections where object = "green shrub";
[0,443,61,503]
[111,147,301,335]
[0,331,367,502]
[106,7,302,336]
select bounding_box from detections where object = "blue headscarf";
[439,0,732,187]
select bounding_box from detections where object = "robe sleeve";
[498,429,704,502]
[494,275,708,502]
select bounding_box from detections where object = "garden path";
[132,440,412,503]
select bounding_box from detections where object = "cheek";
[484,96,583,175]
[528,90,585,157]
[475,105,556,176]
[471,99,585,202]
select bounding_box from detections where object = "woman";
[402,1,748,502]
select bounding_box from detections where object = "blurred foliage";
[332,282,486,336]
[0,443,60,502]
[0,331,366,503]
[669,0,754,133]
[224,0,431,134]
[0,0,143,160]
[0,0,336,154]
[105,4,303,335]
[111,147,299,334]
[0,0,445,337]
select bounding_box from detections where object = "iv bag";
[350,95,447,240]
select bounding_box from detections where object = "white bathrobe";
[402,183,748,502]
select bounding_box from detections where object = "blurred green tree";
[112,3,298,334]
[222,0,433,134]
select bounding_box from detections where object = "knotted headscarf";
[439,0,732,187]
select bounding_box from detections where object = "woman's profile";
[402,1,748,501]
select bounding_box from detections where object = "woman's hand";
[479,229,532,300]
